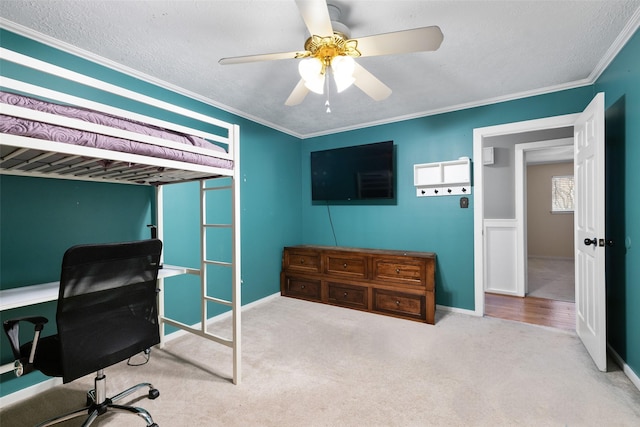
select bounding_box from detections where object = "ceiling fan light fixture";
[331,55,355,92]
[304,74,326,94]
[298,57,325,94]
[298,57,322,81]
[333,73,355,93]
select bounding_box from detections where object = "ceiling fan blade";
[355,26,444,57]
[352,62,392,101]
[295,0,333,36]
[285,79,310,106]
[219,50,304,65]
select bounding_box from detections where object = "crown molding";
[588,6,640,82]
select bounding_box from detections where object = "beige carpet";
[527,257,575,302]
[1,296,639,426]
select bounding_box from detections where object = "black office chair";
[3,239,163,427]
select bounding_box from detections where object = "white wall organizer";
[414,157,471,197]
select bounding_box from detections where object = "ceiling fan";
[219,0,443,107]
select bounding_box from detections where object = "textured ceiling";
[1,1,639,138]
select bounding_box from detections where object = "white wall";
[527,162,575,258]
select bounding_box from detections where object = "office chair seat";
[19,335,62,378]
[18,313,158,380]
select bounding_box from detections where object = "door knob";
[606,239,614,247]
[584,238,597,246]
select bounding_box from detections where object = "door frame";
[472,113,579,316]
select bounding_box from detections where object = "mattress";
[0,91,233,170]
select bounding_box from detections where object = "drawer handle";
[301,285,305,289]
[396,268,400,274]
[300,259,305,264]
[343,292,348,297]
[395,300,400,305]
[343,263,348,268]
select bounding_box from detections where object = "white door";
[574,92,607,371]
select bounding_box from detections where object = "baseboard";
[608,344,640,392]
[0,377,62,409]
[484,289,522,297]
[436,304,477,317]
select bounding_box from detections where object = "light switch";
[460,197,469,208]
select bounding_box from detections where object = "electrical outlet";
[460,197,469,208]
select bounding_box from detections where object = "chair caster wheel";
[148,388,160,400]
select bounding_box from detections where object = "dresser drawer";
[372,257,426,287]
[282,275,322,301]
[325,253,367,279]
[284,248,321,273]
[327,282,368,310]
[372,288,425,321]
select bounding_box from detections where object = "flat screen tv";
[311,141,395,202]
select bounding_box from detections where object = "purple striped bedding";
[0,91,233,170]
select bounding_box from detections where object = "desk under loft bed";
[0,47,242,385]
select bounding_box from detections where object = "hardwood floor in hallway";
[485,293,575,330]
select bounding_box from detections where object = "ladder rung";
[204,223,232,228]
[203,185,232,191]
[202,331,233,348]
[204,260,232,267]
[204,295,232,307]
[160,316,233,347]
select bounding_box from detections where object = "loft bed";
[0,47,242,385]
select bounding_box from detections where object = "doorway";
[474,94,608,371]
[525,154,575,303]
[484,138,577,329]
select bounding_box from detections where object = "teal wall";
[1,23,639,398]
[595,30,640,379]
[300,88,594,310]
[0,29,301,396]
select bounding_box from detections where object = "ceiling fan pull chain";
[325,75,331,113]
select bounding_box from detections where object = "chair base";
[36,370,159,427]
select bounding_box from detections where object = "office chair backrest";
[56,239,163,383]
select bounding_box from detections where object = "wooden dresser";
[280,245,436,324]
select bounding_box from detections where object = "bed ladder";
[198,177,241,385]
[156,174,241,385]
